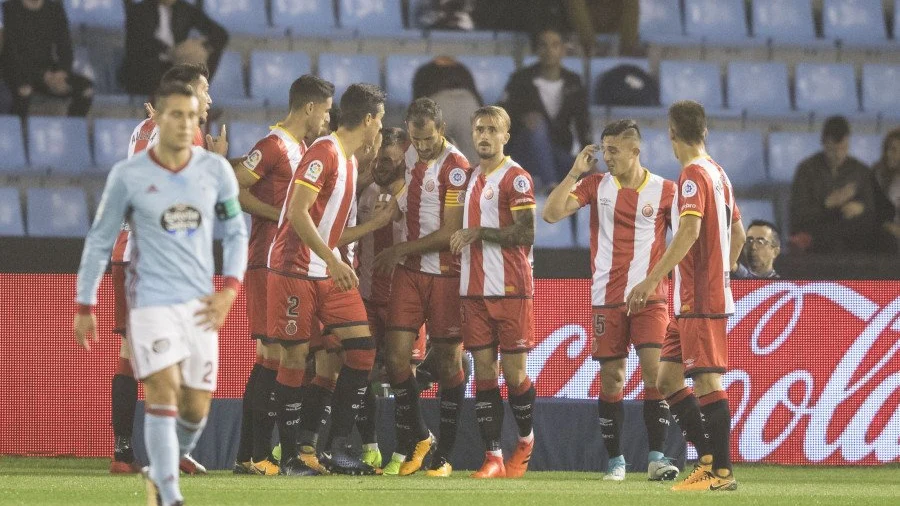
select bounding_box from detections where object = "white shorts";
[127,298,218,391]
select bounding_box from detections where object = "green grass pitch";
[1,457,898,506]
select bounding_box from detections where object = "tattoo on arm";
[480,209,535,247]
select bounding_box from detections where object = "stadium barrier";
[1,276,897,467]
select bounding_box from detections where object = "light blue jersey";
[77,146,248,308]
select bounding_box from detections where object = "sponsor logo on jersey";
[681,179,698,198]
[304,160,324,182]
[160,204,202,236]
[513,174,531,193]
[449,167,467,187]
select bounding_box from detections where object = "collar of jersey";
[612,168,650,192]
[270,123,301,145]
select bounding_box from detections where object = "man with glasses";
[732,220,781,279]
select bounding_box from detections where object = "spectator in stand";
[0,0,93,117]
[500,26,590,189]
[732,220,781,279]
[120,0,228,96]
[412,56,483,162]
[873,128,900,253]
[789,116,881,254]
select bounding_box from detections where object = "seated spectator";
[120,0,228,96]
[0,0,92,117]
[501,26,590,188]
[789,116,881,254]
[732,220,781,279]
[873,128,900,253]
[412,56,482,162]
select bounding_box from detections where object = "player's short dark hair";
[668,100,707,146]
[160,63,209,86]
[821,115,850,144]
[381,127,408,148]
[530,25,565,52]
[155,81,196,111]
[748,219,781,246]
[338,83,386,129]
[600,119,641,140]
[288,75,335,111]
[405,97,443,129]
[328,105,341,133]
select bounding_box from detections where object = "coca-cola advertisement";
[1,275,898,465]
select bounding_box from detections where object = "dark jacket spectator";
[0,0,92,116]
[872,128,900,253]
[120,0,228,96]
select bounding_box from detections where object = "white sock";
[519,429,534,445]
[145,406,182,505]
[487,450,503,458]
[175,416,207,456]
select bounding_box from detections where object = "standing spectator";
[732,220,781,279]
[501,26,590,188]
[120,0,228,96]
[412,56,483,162]
[873,127,900,253]
[789,116,880,254]
[0,0,93,117]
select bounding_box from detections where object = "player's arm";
[543,145,598,223]
[289,183,358,291]
[372,197,463,274]
[729,217,746,272]
[338,196,398,247]
[231,158,281,222]
[451,206,535,254]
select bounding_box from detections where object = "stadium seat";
[201,0,273,36]
[683,0,752,43]
[639,0,685,44]
[794,63,859,115]
[727,62,791,115]
[590,57,652,105]
[705,130,767,187]
[767,132,821,183]
[862,64,900,118]
[71,46,97,88]
[0,115,27,174]
[752,0,819,43]
[93,118,136,171]
[822,0,888,45]
[28,117,92,175]
[338,0,405,34]
[0,187,25,237]
[271,0,340,36]
[227,121,272,159]
[455,56,516,105]
[535,195,575,248]
[385,54,435,107]
[736,198,775,225]
[639,127,682,182]
[850,133,883,167]
[64,0,124,30]
[250,51,312,107]
[210,51,254,107]
[25,187,90,238]
[659,60,723,109]
[317,53,381,100]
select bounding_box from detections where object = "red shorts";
[245,267,270,342]
[112,263,128,336]
[309,317,341,354]
[267,273,369,344]
[661,317,728,377]
[591,303,668,362]
[461,298,534,353]
[366,300,426,363]
[388,266,461,342]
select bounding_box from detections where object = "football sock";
[699,390,732,473]
[666,387,713,458]
[175,416,206,456]
[297,378,334,450]
[111,359,138,463]
[328,366,370,447]
[251,364,279,462]
[475,380,504,453]
[598,390,624,459]
[275,367,304,459]
[435,370,465,459]
[356,381,378,446]
[235,363,261,463]
[144,405,182,505]
[508,376,536,439]
[643,387,670,455]
[392,374,429,450]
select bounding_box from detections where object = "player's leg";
[236,267,269,473]
[111,339,140,473]
[233,344,261,473]
[495,298,536,479]
[248,340,282,475]
[356,302,389,469]
[592,307,628,481]
[309,344,341,452]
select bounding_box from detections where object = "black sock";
[275,381,303,459]
[111,374,138,463]
[328,366,370,448]
[700,397,732,473]
[435,382,464,459]
[598,394,624,458]
[235,364,261,463]
[356,383,378,445]
[474,387,504,452]
[508,382,536,439]
[643,398,671,454]
[251,366,278,462]
[393,375,429,451]
[667,389,712,458]
[296,383,332,450]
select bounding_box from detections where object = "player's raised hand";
[73,313,98,351]
[144,102,157,120]
[625,278,656,316]
[195,288,237,331]
[450,228,480,254]
[571,145,600,175]
[328,258,359,292]
[207,124,228,156]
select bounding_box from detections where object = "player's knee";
[279,343,308,369]
[342,337,375,371]
[472,351,499,380]
[599,366,626,394]
[656,370,682,397]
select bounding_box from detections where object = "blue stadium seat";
[93,118,137,171]
[317,53,381,100]
[534,195,575,248]
[28,117,92,175]
[385,54,435,107]
[0,187,25,237]
[201,0,273,36]
[639,127,682,182]
[822,0,888,45]
[0,115,27,173]
[455,56,516,105]
[684,0,753,43]
[227,121,271,159]
[727,62,791,114]
[26,187,90,238]
[850,133,883,167]
[736,198,775,225]
[639,0,685,44]
[862,64,900,118]
[705,130,767,187]
[752,0,821,44]
[794,63,859,115]
[659,60,723,109]
[64,0,124,30]
[211,51,259,108]
[767,132,820,183]
[339,0,404,34]
[271,0,340,36]
[250,51,312,107]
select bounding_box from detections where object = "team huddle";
[73,62,743,505]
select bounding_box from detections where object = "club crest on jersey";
[681,179,698,198]
[160,204,202,236]
[642,203,654,218]
[424,179,436,192]
[449,168,467,187]
[513,174,531,193]
[243,149,262,171]
[285,320,298,336]
[305,160,324,182]
[483,185,495,200]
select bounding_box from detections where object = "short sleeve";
[440,153,471,208]
[731,198,742,224]
[294,143,337,193]
[678,165,707,218]
[569,173,602,208]
[507,169,536,211]
[241,135,281,181]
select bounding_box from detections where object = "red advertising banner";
[0,275,897,465]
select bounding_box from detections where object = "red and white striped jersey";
[460,157,535,298]
[357,182,406,304]
[267,134,357,279]
[398,140,470,276]
[672,156,742,317]
[242,125,306,268]
[570,170,676,307]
